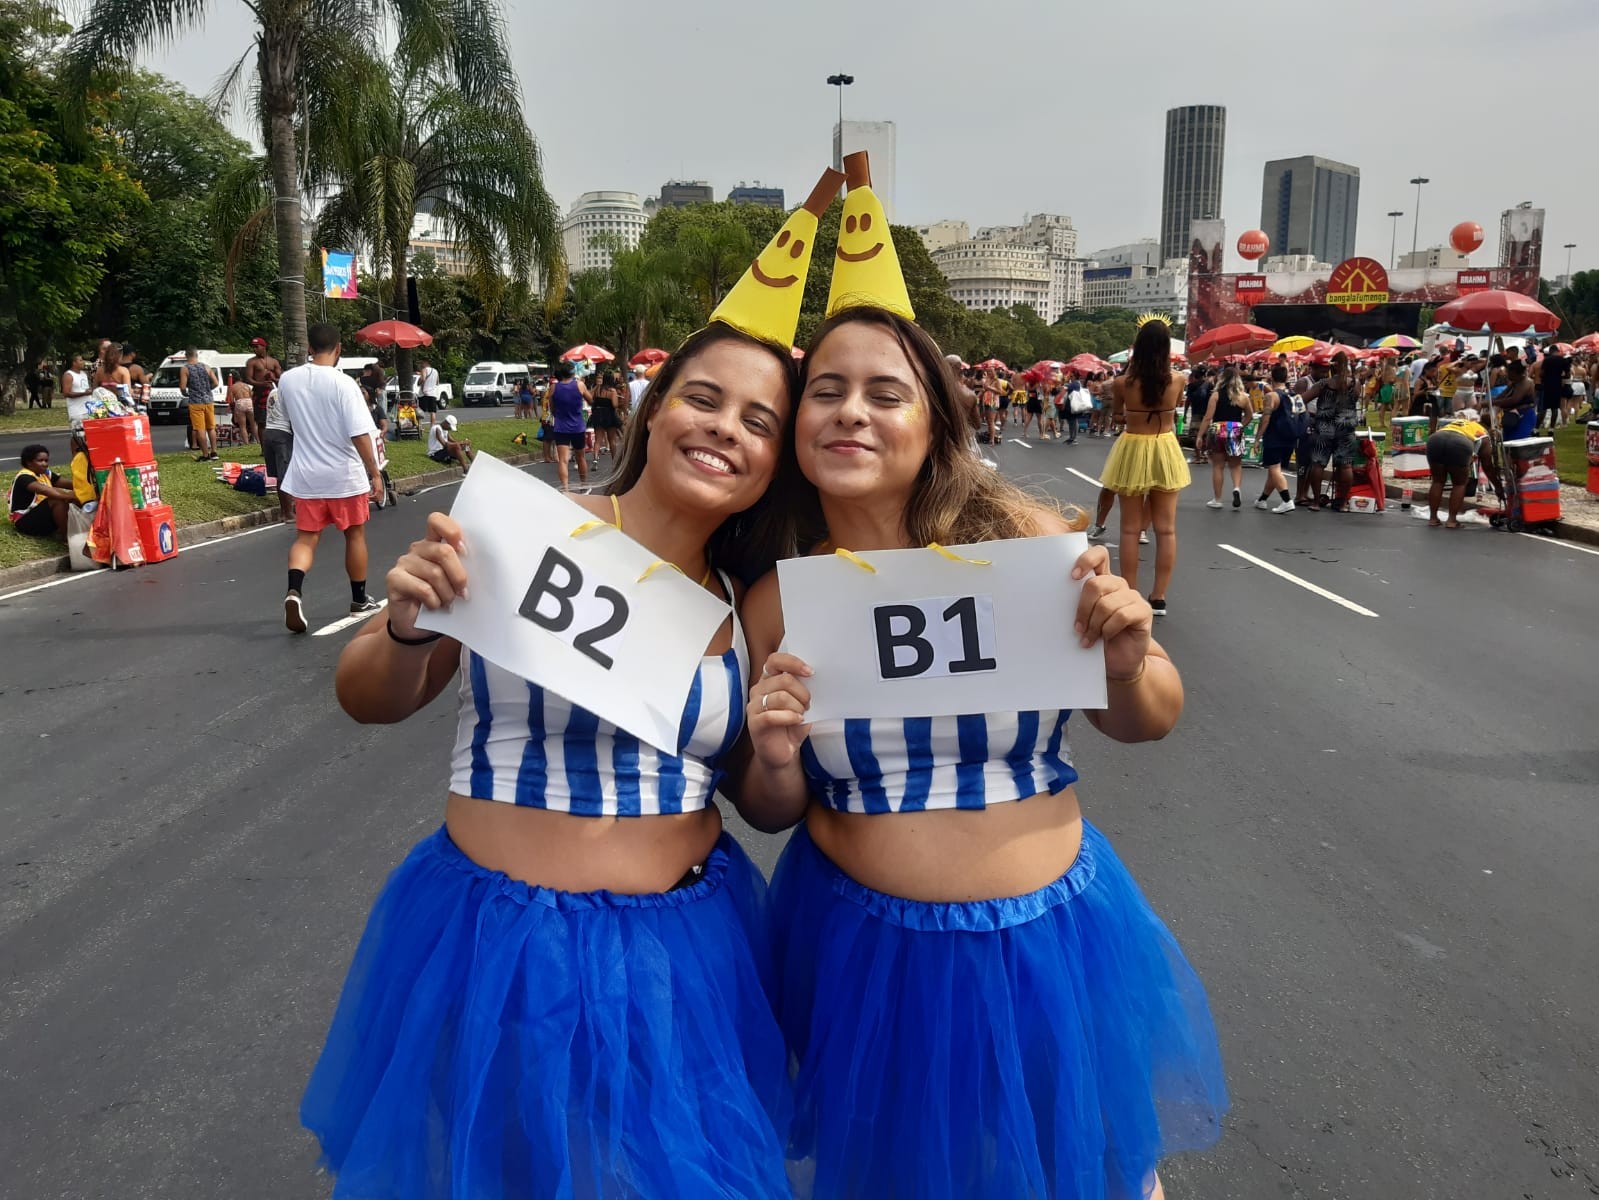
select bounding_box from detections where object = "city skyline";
[142,0,1599,279]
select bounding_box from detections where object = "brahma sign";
[1326,257,1391,313]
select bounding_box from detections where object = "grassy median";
[0,413,546,571]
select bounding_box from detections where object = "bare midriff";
[806,785,1085,903]
[445,793,724,895]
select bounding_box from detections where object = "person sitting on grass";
[9,444,76,539]
[427,414,474,471]
[68,431,99,513]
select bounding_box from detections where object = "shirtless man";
[244,337,284,425]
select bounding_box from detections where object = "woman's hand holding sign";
[387,511,470,639]
[748,652,814,771]
[1070,545,1152,683]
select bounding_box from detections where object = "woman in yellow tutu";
[1102,317,1190,616]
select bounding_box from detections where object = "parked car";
[462,361,530,407]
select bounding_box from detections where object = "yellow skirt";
[1100,432,1191,495]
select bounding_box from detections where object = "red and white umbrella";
[1187,323,1277,360]
[1432,290,1560,337]
[1064,353,1105,375]
[561,343,616,362]
[627,348,669,367]
[355,319,433,348]
[974,358,1009,372]
[1572,332,1599,352]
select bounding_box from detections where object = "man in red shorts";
[275,322,384,633]
[243,336,282,423]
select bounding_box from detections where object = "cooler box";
[93,461,160,509]
[1504,436,1560,525]
[133,503,178,562]
[1391,416,1431,479]
[1587,422,1599,496]
[84,415,154,467]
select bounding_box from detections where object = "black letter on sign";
[572,585,628,670]
[520,547,582,633]
[943,595,996,674]
[874,604,934,679]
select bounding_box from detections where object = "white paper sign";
[778,534,1107,722]
[416,455,731,750]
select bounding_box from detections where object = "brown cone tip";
[843,151,872,190]
[802,168,846,218]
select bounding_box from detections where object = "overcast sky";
[132,0,1596,277]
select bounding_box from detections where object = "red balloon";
[1450,221,1484,255]
[1237,230,1270,261]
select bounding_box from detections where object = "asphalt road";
[2,435,1596,1199]
[0,400,507,467]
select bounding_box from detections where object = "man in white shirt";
[416,357,441,426]
[276,321,384,633]
[627,364,650,415]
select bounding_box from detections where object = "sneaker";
[1138,530,1149,545]
[1254,498,1270,510]
[1087,523,1106,541]
[1206,498,1224,509]
[284,591,308,634]
[1272,499,1296,513]
[1150,598,1168,617]
[350,596,384,616]
[1232,489,1242,509]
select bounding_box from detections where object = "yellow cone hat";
[826,151,914,321]
[710,167,844,348]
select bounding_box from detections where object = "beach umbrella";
[1570,333,1599,352]
[355,319,433,348]
[1371,334,1420,350]
[1189,323,1277,360]
[1432,290,1560,337]
[628,348,669,367]
[561,343,616,362]
[1064,353,1104,375]
[974,358,1009,371]
[1270,335,1316,354]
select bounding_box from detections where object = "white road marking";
[312,598,388,637]
[1217,543,1380,618]
[1066,467,1104,489]
[1517,532,1599,558]
[1009,438,1033,448]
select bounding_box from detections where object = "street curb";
[1378,480,1599,548]
[0,451,546,592]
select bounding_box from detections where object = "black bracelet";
[387,618,443,646]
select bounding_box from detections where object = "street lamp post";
[826,73,854,168]
[1387,210,1404,269]
[1409,176,1429,258]
[1564,242,1577,280]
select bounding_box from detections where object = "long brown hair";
[1128,319,1172,407]
[800,307,1083,546]
[604,323,803,584]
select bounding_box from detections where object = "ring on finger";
[761,693,769,711]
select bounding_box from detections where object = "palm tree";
[307,34,562,391]
[563,236,685,361]
[64,0,532,366]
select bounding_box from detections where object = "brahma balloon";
[1237,230,1270,261]
[1450,221,1484,255]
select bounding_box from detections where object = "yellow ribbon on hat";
[826,151,914,321]
[709,167,845,348]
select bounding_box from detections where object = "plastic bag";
[66,504,101,571]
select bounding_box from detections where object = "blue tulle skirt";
[301,827,792,1200]
[770,821,1228,1200]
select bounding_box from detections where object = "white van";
[148,351,253,422]
[338,355,380,386]
[463,361,530,406]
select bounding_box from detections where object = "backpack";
[1284,389,1310,440]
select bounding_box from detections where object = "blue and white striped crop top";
[449,574,747,816]
[800,710,1077,814]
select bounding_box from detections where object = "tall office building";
[728,184,785,209]
[561,191,648,274]
[832,119,897,220]
[1160,105,1226,263]
[1260,156,1359,266]
[657,180,714,209]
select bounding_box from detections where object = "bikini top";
[448,498,743,816]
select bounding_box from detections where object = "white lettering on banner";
[778,534,1107,723]
[874,594,998,680]
[416,455,730,750]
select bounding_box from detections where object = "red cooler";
[134,503,178,562]
[84,415,155,467]
[1503,436,1561,525]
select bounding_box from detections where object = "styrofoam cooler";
[133,503,178,562]
[1504,436,1560,524]
[1391,416,1431,479]
[1587,421,1599,496]
[84,415,154,467]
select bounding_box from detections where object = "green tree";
[67,0,532,366]
[0,0,145,409]
[639,202,785,322]
[563,235,687,360]
[1550,271,1599,338]
[308,31,561,392]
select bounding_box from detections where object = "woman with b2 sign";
[729,151,1227,1200]
[300,167,845,1200]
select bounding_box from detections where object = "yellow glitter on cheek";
[663,396,686,411]
[901,399,924,422]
